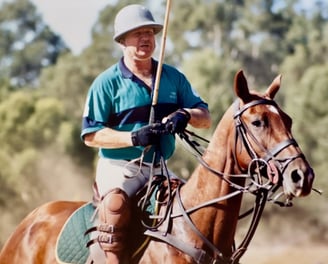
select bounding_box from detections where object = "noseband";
[233,99,304,183]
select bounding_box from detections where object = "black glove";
[131,123,166,146]
[165,109,191,134]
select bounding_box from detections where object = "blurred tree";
[0,89,66,157]
[0,0,69,87]
[285,65,328,167]
[181,48,240,126]
[280,0,328,158]
[0,91,56,226]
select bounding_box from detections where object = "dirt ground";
[241,243,327,264]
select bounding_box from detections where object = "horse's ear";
[265,74,281,99]
[234,70,251,103]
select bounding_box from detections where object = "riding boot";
[97,188,131,264]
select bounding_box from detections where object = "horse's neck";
[179,106,243,254]
[186,105,236,197]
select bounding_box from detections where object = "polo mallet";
[149,0,172,124]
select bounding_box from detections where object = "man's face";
[121,27,156,61]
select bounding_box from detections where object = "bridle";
[143,98,311,264]
[181,98,306,200]
[233,98,305,186]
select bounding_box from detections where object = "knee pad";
[99,188,130,225]
[97,188,131,253]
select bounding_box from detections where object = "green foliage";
[0,146,39,206]
[39,54,91,119]
[25,97,66,144]
[181,48,239,127]
[286,65,328,164]
[0,91,66,150]
[0,0,69,87]
[0,91,35,152]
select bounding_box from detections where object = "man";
[81,4,211,263]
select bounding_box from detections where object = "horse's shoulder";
[15,201,86,233]
[17,201,86,243]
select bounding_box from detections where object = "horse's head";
[232,70,314,198]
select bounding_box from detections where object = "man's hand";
[131,123,166,146]
[164,109,191,134]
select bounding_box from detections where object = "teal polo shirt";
[81,58,208,162]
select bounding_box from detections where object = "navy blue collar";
[118,58,159,91]
[119,57,158,79]
[119,57,133,78]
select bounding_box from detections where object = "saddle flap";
[55,202,95,264]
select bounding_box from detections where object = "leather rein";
[144,99,305,264]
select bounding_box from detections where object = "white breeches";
[95,157,177,197]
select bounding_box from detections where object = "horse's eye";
[252,120,262,127]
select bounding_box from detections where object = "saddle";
[55,175,183,264]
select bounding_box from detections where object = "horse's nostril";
[291,169,302,183]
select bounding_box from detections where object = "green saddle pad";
[56,202,95,264]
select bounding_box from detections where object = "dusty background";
[243,243,327,264]
[239,216,327,263]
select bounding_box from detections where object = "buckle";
[98,224,116,233]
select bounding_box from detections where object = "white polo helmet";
[113,4,163,42]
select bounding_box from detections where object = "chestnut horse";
[0,71,314,264]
